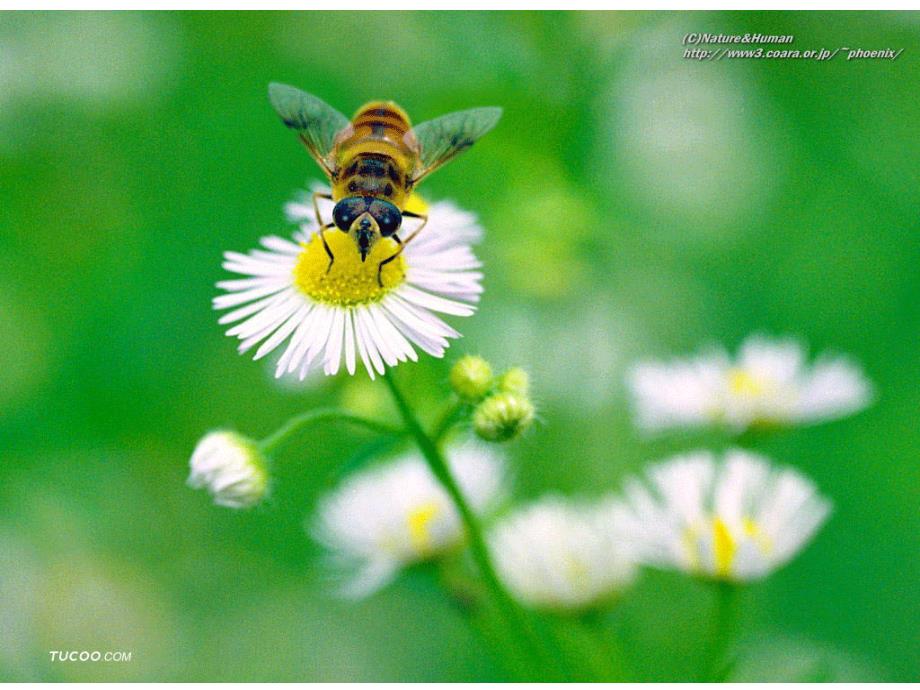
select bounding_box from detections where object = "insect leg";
[376,212,428,287]
[399,210,429,244]
[312,192,335,273]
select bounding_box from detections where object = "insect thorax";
[332,101,417,207]
[334,153,411,207]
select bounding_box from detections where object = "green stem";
[381,372,547,679]
[734,427,760,449]
[532,615,580,681]
[701,581,739,682]
[549,616,608,681]
[579,610,632,681]
[258,407,403,455]
[431,400,466,445]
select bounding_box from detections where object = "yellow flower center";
[727,367,768,397]
[406,501,441,555]
[684,515,773,580]
[563,553,591,594]
[292,232,407,306]
[711,517,737,578]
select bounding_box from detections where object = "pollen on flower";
[292,231,407,306]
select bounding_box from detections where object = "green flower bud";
[449,355,494,402]
[473,392,535,443]
[188,430,269,509]
[498,367,530,396]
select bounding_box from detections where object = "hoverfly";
[268,83,502,285]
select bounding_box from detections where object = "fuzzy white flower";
[313,442,504,598]
[489,496,637,611]
[627,335,873,432]
[608,449,831,582]
[214,187,484,381]
[187,430,269,509]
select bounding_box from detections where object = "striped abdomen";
[332,101,417,208]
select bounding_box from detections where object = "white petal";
[260,235,302,254]
[343,309,357,375]
[352,310,376,380]
[212,282,290,310]
[218,291,288,326]
[226,292,300,339]
[369,305,417,363]
[323,308,346,376]
[398,285,476,317]
[254,304,309,361]
[358,307,399,374]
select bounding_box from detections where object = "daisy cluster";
[189,187,874,620]
[309,440,638,609]
[291,336,866,608]
[595,333,872,588]
[305,441,833,608]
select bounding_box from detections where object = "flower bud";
[449,355,494,402]
[498,367,530,396]
[473,392,535,443]
[187,430,269,508]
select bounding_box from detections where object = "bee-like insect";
[268,83,502,284]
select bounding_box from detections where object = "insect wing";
[268,82,350,175]
[408,106,502,184]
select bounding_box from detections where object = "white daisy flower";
[607,449,831,582]
[627,334,873,432]
[187,430,269,509]
[313,442,505,598]
[214,187,484,380]
[489,496,637,611]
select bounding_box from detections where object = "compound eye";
[332,198,367,231]
[370,200,402,237]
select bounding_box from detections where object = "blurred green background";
[1,10,918,682]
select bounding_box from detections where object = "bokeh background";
[1,10,918,682]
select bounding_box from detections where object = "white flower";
[608,449,831,582]
[187,430,269,509]
[489,497,636,611]
[313,442,505,598]
[213,187,484,381]
[627,335,873,432]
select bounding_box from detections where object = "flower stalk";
[431,400,466,445]
[258,408,404,455]
[701,580,739,681]
[381,371,546,677]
